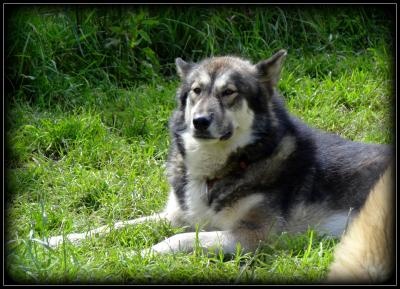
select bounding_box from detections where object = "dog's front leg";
[47,212,169,248]
[47,190,186,248]
[141,228,265,256]
[140,231,235,256]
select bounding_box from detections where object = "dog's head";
[174,50,287,143]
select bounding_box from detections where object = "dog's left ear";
[175,58,193,79]
[255,49,287,87]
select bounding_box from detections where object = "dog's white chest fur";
[181,135,231,179]
[184,178,216,228]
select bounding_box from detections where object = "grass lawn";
[5,5,394,284]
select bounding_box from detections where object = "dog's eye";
[193,87,201,94]
[222,89,235,96]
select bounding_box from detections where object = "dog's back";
[311,123,392,211]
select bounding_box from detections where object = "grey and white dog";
[48,50,394,283]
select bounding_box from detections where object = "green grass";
[5,4,394,284]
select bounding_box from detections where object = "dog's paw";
[47,233,85,248]
[126,242,178,259]
[47,235,64,247]
[125,248,157,259]
[139,248,157,258]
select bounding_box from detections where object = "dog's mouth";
[192,130,233,141]
[219,130,233,141]
[193,131,215,140]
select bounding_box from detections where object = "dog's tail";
[326,164,395,284]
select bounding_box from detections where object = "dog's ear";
[255,49,287,87]
[175,58,193,79]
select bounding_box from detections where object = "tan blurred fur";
[327,165,394,283]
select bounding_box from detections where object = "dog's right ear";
[175,58,193,79]
[255,49,287,87]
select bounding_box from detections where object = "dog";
[48,50,394,283]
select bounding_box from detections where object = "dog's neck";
[205,138,277,181]
[205,158,247,194]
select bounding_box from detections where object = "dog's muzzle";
[192,113,233,141]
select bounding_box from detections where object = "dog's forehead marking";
[190,69,211,88]
[214,71,235,90]
[206,57,255,89]
[204,56,254,72]
[188,57,255,92]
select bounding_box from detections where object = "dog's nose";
[193,114,212,131]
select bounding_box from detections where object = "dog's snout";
[193,114,213,131]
